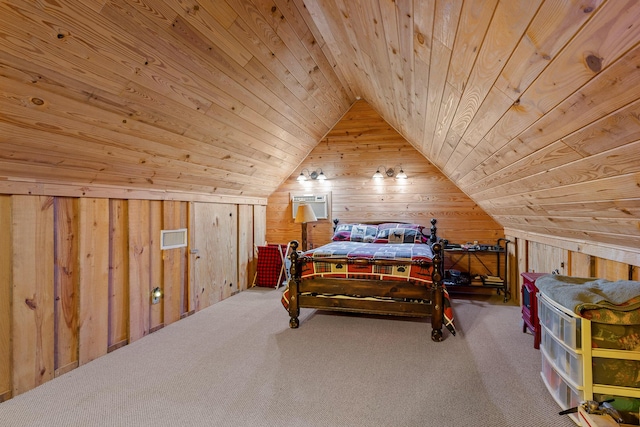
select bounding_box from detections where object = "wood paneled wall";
[508,231,639,305]
[0,194,264,402]
[266,101,504,248]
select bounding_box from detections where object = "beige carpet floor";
[0,287,576,426]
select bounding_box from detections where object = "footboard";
[287,239,449,342]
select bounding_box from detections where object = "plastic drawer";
[591,322,640,350]
[541,326,583,386]
[593,357,640,388]
[541,352,583,412]
[538,293,581,349]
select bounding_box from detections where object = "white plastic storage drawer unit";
[540,326,583,387]
[540,351,583,414]
[538,292,581,350]
[539,292,640,426]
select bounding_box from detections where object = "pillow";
[374,223,429,244]
[332,224,378,242]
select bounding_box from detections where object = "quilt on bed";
[301,241,435,283]
[281,241,456,335]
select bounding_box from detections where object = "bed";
[281,219,456,341]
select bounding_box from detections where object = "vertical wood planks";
[252,204,267,289]
[253,204,267,246]
[594,258,630,281]
[11,195,54,396]
[149,201,163,331]
[237,205,254,291]
[0,196,11,401]
[78,198,109,365]
[54,197,79,375]
[516,237,528,294]
[505,234,518,304]
[128,200,150,342]
[162,200,183,325]
[187,202,196,313]
[108,199,129,350]
[180,201,189,315]
[0,194,261,402]
[528,241,568,275]
[219,205,238,301]
[193,203,238,310]
[569,252,592,278]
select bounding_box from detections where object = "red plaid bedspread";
[282,241,456,336]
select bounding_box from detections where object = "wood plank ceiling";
[0,0,639,251]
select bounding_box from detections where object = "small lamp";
[294,203,317,251]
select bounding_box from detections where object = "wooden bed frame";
[286,219,448,342]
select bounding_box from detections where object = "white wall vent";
[291,194,328,219]
[161,228,188,250]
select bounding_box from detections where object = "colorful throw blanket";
[535,275,640,324]
[301,241,435,284]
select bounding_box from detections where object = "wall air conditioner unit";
[291,194,328,219]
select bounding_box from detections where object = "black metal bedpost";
[430,241,444,342]
[429,218,438,243]
[288,240,300,328]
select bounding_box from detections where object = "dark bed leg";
[430,241,444,342]
[288,240,300,328]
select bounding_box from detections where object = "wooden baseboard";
[180,310,195,319]
[107,339,128,353]
[149,324,165,334]
[0,390,12,402]
[55,361,80,377]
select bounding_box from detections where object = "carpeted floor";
[0,288,576,427]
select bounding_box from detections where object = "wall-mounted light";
[297,168,327,181]
[151,287,162,304]
[372,165,407,180]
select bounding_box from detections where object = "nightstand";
[521,272,547,349]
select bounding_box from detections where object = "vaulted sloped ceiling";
[0,0,639,251]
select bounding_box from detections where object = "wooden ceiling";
[1,0,639,251]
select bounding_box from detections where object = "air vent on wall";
[161,228,188,250]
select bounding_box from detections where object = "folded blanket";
[536,275,640,318]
